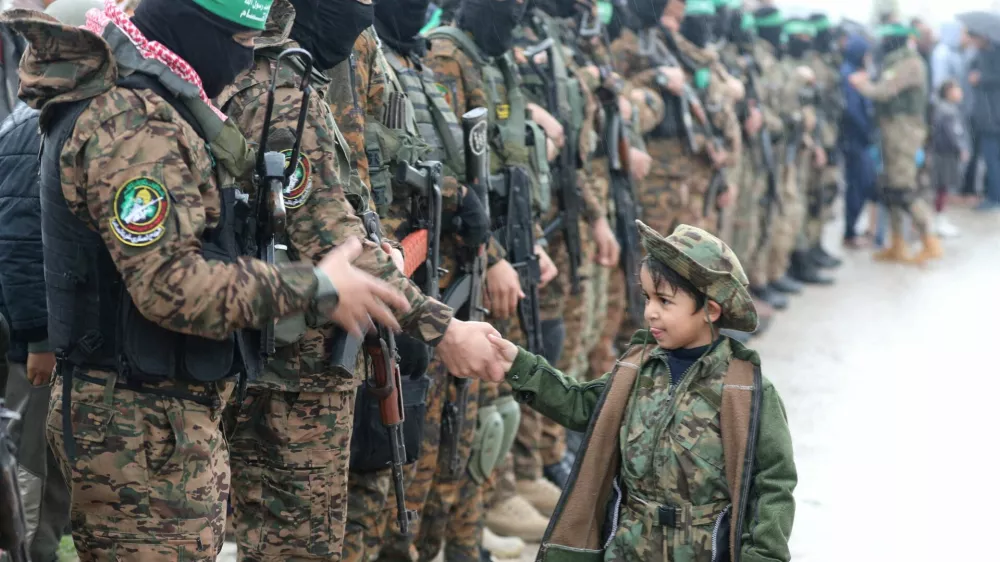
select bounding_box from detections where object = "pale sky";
[777,0,996,27]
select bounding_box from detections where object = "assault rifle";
[498,162,545,355]
[523,38,583,295]
[251,48,313,373]
[637,27,699,154]
[737,50,782,251]
[596,78,644,327]
[440,108,490,478]
[0,400,27,562]
[358,208,417,535]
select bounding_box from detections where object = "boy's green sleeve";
[506,347,611,432]
[741,379,797,562]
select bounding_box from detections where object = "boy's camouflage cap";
[637,221,758,332]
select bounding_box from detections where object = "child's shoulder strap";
[721,358,763,562]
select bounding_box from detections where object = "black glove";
[448,187,491,248]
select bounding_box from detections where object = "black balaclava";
[786,35,810,58]
[376,0,431,55]
[289,0,375,71]
[753,7,781,50]
[132,0,254,99]
[809,14,832,53]
[680,15,712,49]
[626,0,667,29]
[713,6,731,42]
[536,0,581,19]
[881,34,909,55]
[607,0,638,38]
[456,0,528,57]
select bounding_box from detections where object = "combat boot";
[910,234,944,264]
[516,477,562,516]
[874,233,910,262]
[482,527,526,559]
[751,285,788,310]
[789,251,834,285]
[808,244,842,268]
[486,495,550,542]
[769,276,803,294]
[543,452,575,489]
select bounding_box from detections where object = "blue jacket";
[971,43,1000,135]
[840,34,875,150]
[0,103,47,363]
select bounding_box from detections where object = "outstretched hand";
[436,319,505,381]
[487,333,518,379]
[318,237,410,337]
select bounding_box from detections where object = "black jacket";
[971,45,1000,135]
[0,103,47,364]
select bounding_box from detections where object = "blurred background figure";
[841,33,878,248]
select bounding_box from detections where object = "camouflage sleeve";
[70,99,317,340]
[227,81,456,345]
[853,57,924,102]
[364,33,390,120]
[326,55,368,186]
[741,379,796,562]
[427,39,482,116]
[578,169,605,221]
[486,235,507,267]
[506,346,609,432]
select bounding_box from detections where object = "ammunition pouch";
[468,403,505,484]
[364,120,432,216]
[350,337,430,473]
[526,121,552,215]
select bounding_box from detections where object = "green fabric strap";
[685,0,716,16]
[783,20,814,37]
[420,7,443,35]
[741,13,756,31]
[877,23,915,38]
[754,11,783,29]
[597,0,613,24]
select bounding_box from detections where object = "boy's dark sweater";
[663,341,715,387]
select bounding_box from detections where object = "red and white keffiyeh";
[85,0,227,120]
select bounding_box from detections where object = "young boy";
[484,222,796,562]
[930,79,970,237]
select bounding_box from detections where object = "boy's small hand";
[487,334,518,378]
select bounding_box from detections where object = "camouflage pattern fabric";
[853,47,933,236]
[637,221,757,333]
[586,265,627,381]
[225,389,354,561]
[48,376,234,561]
[414,460,483,562]
[343,468,392,562]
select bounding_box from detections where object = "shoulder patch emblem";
[282,149,314,209]
[110,177,170,247]
[435,82,453,107]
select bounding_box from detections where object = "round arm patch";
[110,177,171,247]
[282,149,314,209]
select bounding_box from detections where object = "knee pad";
[495,394,522,460]
[468,404,504,484]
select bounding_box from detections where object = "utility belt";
[625,493,731,560]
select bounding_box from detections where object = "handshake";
[314,236,517,382]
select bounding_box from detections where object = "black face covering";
[626,0,667,29]
[680,15,712,49]
[536,0,581,19]
[289,0,375,71]
[881,35,909,55]
[813,29,832,52]
[754,8,782,49]
[376,0,431,55]
[457,0,528,57]
[786,36,810,58]
[132,0,253,99]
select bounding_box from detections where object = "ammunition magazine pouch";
[468,403,505,484]
[526,121,552,214]
[364,119,432,216]
[350,334,430,473]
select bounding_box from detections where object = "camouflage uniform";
[803,49,842,249]
[852,46,935,248]
[216,5,457,560]
[503,223,798,562]
[6,8,357,560]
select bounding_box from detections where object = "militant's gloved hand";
[448,186,491,248]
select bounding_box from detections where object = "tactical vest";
[40,73,245,386]
[383,49,465,178]
[427,26,550,211]
[877,50,927,118]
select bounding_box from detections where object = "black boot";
[544,452,575,489]
[751,285,788,310]
[790,250,835,285]
[769,275,803,294]
[808,244,843,269]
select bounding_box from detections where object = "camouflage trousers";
[366,358,481,562]
[804,163,841,246]
[586,264,627,381]
[641,139,719,236]
[48,374,233,561]
[766,149,808,281]
[225,388,354,561]
[729,147,766,278]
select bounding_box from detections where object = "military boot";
[910,234,944,264]
[482,527,526,559]
[516,478,562,516]
[808,244,842,268]
[486,495,550,542]
[750,285,787,311]
[874,233,910,262]
[543,452,574,489]
[768,275,803,294]
[789,251,835,285]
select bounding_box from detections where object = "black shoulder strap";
[116,72,209,142]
